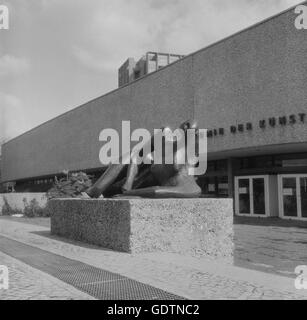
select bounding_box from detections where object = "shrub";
[46,172,93,200]
[1,197,23,216]
[23,198,47,218]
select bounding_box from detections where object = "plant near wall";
[23,198,46,218]
[1,197,23,216]
[46,172,93,200]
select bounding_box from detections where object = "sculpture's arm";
[86,163,127,198]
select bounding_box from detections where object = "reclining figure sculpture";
[85,120,202,199]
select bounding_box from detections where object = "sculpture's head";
[179,120,201,159]
[179,119,198,131]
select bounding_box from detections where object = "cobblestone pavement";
[0,217,307,300]
[0,251,93,300]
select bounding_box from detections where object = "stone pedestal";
[49,198,233,262]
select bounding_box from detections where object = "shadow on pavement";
[234,216,307,229]
[31,230,119,253]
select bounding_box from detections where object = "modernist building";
[1,4,307,220]
[118,52,185,87]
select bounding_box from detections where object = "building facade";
[2,4,307,220]
[118,52,185,87]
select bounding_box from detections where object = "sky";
[0,0,302,142]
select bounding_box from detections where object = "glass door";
[282,177,298,218]
[235,176,268,217]
[238,178,250,215]
[278,175,307,220]
[300,177,307,219]
[253,178,266,215]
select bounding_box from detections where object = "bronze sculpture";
[85,120,202,199]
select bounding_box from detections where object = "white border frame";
[278,174,307,221]
[235,175,269,218]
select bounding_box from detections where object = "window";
[169,56,180,63]
[218,176,229,196]
[207,161,215,173]
[134,70,141,79]
[282,159,307,167]
[239,156,273,169]
[148,53,157,61]
[157,54,168,68]
[216,160,228,172]
[274,154,307,168]
[201,177,216,195]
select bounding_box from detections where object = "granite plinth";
[49,198,233,262]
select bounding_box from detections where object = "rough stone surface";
[49,198,233,262]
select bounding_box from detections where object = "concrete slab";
[49,198,233,261]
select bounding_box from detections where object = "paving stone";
[1,217,307,300]
[0,252,93,300]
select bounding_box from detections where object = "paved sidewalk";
[0,251,94,300]
[5,216,307,278]
[234,217,307,277]
[0,218,307,300]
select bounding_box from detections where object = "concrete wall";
[0,193,47,215]
[194,8,307,154]
[50,198,233,261]
[2,5,307,182]
[1,57,194,182]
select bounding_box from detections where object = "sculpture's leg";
[86,164,127,198]
[122,138,155,192]
[123,185,201,198]
[122,162,139,192]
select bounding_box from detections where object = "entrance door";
[235,176,269,217]
[300,176,307,219]
[278,174,307,220]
